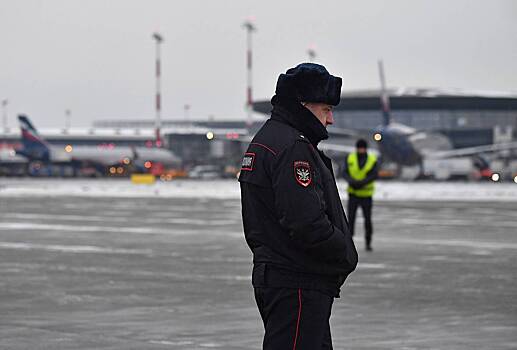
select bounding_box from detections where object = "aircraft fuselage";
[374,123,422,166]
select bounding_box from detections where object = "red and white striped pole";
[307,44,317,62]
[153,32,163,147]
[243,19,256,130]
[1,99,8,131]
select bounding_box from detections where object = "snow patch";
[1,178,517,202]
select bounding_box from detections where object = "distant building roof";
[0,128,155,140]
[253,88,517,114]
[0,126,249,140]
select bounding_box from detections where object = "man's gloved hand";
[355,180,368,188]
[349,180,363,189]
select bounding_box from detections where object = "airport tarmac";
[0,180,516,349]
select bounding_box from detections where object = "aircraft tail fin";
[378,60,391,126]
[17,115,50,160]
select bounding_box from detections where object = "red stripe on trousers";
[293,288,302,350]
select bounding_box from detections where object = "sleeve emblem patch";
[293,161,312,187]
[241,153,255,171]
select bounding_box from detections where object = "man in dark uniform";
[239,63,358,349]
[343,139,378,251]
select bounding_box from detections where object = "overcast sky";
[1,0,516,128]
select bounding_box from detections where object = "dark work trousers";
[347,194,373,247]
[254,287,334,350]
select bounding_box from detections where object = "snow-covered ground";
[0,179,517,202]
[1,178,516,201]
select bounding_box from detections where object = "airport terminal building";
[90,88,517,150]
[254,88,517,148]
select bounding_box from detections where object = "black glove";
[355,180,368,188]
[349,180,363,189]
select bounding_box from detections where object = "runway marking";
[0,222,167,234]
[0,214,239,226]
[149,340,194,346]
[0,241,151,255]
[3,179,517,201]
[358,263,388,269]
[0,222,237,236]
[378,237,517,250]
[160,218,237,225]
[1,213,131,222]
[397,218,517,228]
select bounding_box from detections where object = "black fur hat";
[274,63,342,106]
[356,139,368,149]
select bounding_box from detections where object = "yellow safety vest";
[347,152,377,198]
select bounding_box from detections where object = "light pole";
[184,104,190,124]
[242,18,256,130]
[1,99,7,131]
[152,32,164,147]
[307,44,317,62]
[65,109,71,131]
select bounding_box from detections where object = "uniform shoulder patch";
[241,152,255,171]
[293,160,312,187]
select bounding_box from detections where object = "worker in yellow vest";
[343,139,378,251]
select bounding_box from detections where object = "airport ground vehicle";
[422,157,492,181]
[188,165,222,179]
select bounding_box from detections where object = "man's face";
[302,102,334,127]
[357,147,367,154]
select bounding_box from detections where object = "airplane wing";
[231,134,370,156]
[427,141,517,159]
[319,141,380,157]
[327,126,364,138]
[318,142,356,154]
[231,132,376,157]
[133,147,181,165]
[227,126,362,141]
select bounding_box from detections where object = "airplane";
[373,61,517,165]
[15,115,181,176]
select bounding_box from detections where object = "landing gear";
[416,161,427,180]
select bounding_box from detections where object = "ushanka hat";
[356,139,368,149]
[274,63,342,106]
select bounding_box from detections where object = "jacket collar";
[270,95,329,147]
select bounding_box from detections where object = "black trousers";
[347,195,373,246]
[254,287,334,350]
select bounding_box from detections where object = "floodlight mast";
[153,32,164,147]
[1,99,8,131]
[307,45,317,62]
[242,19,256,130]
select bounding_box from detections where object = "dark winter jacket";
[239,97,358,297]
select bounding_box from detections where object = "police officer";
[343,139,378,251]
[239,63,358,350]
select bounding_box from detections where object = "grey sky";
[1,0,516,128]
